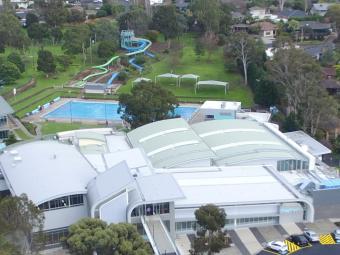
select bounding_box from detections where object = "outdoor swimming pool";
[45,101,198,121]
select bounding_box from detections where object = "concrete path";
[9,116,34,138]
[175,235,191,255]
[305,219,337,234]
[281,222,302,235]
[235,228,263,255]
[257,226,284,241]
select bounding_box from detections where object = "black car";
[290,235,309,247]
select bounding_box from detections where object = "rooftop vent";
[10,150,18,155]
[14,156,22,162]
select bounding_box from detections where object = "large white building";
[0,102,337,254]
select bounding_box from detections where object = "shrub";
[134,55,146,65]
[117,71,128,83]
[96,9,107,18]
[145,30,159,42]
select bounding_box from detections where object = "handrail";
[141,216,161,255]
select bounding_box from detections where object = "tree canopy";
[118,8,150,35]
[37,50,56,76]
[66,218,152,255]
[118,82,178,129]
[191,0,222,33]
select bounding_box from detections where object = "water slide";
[76,34,152,87]
[107,72,119,85]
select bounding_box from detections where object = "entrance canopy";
[196,80,229,94]
[179,74,200,88]
[155,73,180,86]
[132,77,152,87]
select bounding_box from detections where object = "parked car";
[303,230,320,242]
[266,241,289,254]
[332,229,340,243]
[290,235,309,247]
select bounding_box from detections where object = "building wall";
[42,197,89,231]
[99,192,128,224]
[311,188,340,219]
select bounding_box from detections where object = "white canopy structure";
[179,74,200,88]
[155,73,180,86]
[196,80,229,94]
[132,77,152,87]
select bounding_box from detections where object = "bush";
[145,30,159,42]
[0,62,21,84]
[56,55,72,71]
[134,55,146,65]
[7,52,25,73]
[5,133,18,145]
[97,40,116,59]
[88,14,96,19]
[117,71,128,83]
[120,56,129,66]
[96,9,107,18]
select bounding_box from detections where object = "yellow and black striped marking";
[284,240,301,253]
[319,234,336,245]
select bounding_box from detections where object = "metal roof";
[0,96,14,116]
[127,118,216,168]
[0,141,97,205]
[191,120,307,166]
[284,131,331,156]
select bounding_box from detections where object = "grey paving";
[257,226,284,242]
[274,224,289,237]
[304,219,337,234]
[250,227,267,245]
[229,230,251,255]
[296,222,307,231]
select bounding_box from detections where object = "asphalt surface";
[258,243,340,255]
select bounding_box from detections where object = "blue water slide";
[144,51,155,58]
[129,58,143,72]
[107,72,119,85]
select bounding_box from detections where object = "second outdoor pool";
[44,101,198,121]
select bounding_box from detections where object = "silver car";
[266,241,289,254]
[303,230,319,242]
[333,229,340,243]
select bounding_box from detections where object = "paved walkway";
[281,222,302,235]
[175,235,191,255]
[235,228,263,255]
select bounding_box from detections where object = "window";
[236,216,278,226]
[131,202,170,218]
[175,221,198,232]
[277,160,309,171]
[38,194,83,211]
[41,228,68,246]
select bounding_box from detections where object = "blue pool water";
[45,101,197,121]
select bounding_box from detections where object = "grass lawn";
[13,128,31,140]
[41,122,105,135]
[118,36,254,107]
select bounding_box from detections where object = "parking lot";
[227,219,340,255]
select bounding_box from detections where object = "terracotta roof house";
[252,21,277,37]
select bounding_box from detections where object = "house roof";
[249,6,265,11]
[299,21,331,30]
[278,8,306,18]
[302,43,335,58]
[322,67,336,77]
[321,79,340,89]
[312,3,333,11]
[0,96,14,116]
[252,21,277,31]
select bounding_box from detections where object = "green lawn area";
[13,128,31,140]
[41,122,105,135]
[118,36,254,107]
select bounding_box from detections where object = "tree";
[66,218,152,255]
[35,0,68,27]
[7,52,25,73]
[0,13,29,49]
[254,79,279,107]
[325,5,340,39]
[27,23,50,44]
[0,62,21,84]
[194,37,205,60]
[0,194,44,253]
[193,204,227,255]
[278,0,286,11]
[37,50,56,77]
[266,48,338,136]
[56,55,72,71]
[63,25,91,55]
[200,31,218,62]
[93,19,119,43]
[118,8,150,35]
[191,0,221,33]
[50,27,63,45]
[225,32,261,85]
[97,40,116,59]
[152,5,186,47]
[25,12,39,27]
[67,8,86,23]
[0,234,21,255]
[118,82,178,128]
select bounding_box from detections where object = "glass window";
[69,194,83,206]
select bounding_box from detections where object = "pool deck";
[22,98,201,125]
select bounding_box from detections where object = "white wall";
[99,192,128,224]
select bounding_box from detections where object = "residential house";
[310,3,334,16]
[252,21,277,37]
[0,96,14,141]
[322,67,336,80]
[299,21,332,40]
[232,23,249,33]
[10,0,33,9]
[321,79,340,96]
[249,6,267,19]
[302,42,335,60]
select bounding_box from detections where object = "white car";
[303,230,320,242]
[266,241,289,254]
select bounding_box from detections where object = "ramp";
[142,215,178,255]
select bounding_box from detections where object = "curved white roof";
[0,141,97,205]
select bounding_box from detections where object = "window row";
[175,221,198,232]
[38,194,84,211]
[42,228,68,246]
[131,202,170,217]
[277,160,309,171]
[0,130,9,140]
[236,216,278,226]
[0,116,7,127]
